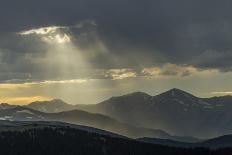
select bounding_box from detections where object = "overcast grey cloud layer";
[1,0,232,82]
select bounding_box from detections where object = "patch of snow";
[16,110,35,115]
[0,117,7,120]
[0,116,13,121]
[173,98,189,106]
[198,100,211,106]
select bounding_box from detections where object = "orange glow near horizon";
[0,96,52,105]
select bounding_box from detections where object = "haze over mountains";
[78,88,232,139]
[27,99,74,113]
[0,104,190,141]
[1,88,232,140]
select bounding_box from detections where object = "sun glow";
[18,26,67,35]
[18,26,71,44]
[8,25,99,104]
[0,96,51,105]
[42,34,71,44]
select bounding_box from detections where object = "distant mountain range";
[76,88,232,139]
[26,99,75,113]
[1,88,232,139]
[0,103,17,109]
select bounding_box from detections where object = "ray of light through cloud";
[11,24,112,104]
[1,17,232,104]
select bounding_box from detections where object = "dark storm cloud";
[1,0,232,82]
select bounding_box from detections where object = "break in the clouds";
[0,0,232,104]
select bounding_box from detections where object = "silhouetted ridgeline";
[77,89,232,138]
[3,88,232,139]
[0,127,231,155]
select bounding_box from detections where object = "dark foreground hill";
[138,134,232,149]
[0,121,231,155]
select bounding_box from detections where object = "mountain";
[0,103,17,109]
[47,109,178,140]
[4,88,232,139]
[0,120,125,138]
[76,88,232,139]
[139,134,232,149]
[0,106,46,121]
[138,137,195,148]
[200,134,232,149]
[0,106,195,141]
[26,99,74,113]
[0,121,229,155]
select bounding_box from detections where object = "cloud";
[211,92,232,95]
[0,79,88,85]
[18,26,67,35]
[41,34,71,44]
[38,79,87,84]
[141,63,218,78]
[98,69,137,80]
[192,50,232,71]
[0,83,31,90]
[18,26,71,44]
[0,0,232,84]
[75,20,97,28]
[94,64,219,80]
[0,96,51,104]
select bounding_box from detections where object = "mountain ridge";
[139,134,232,149]
[0,105,199,142]
[76,88,232,138]
[2,88,232,139]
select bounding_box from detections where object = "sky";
[0,0,232,104]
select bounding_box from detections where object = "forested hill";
[0,125,231,155]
